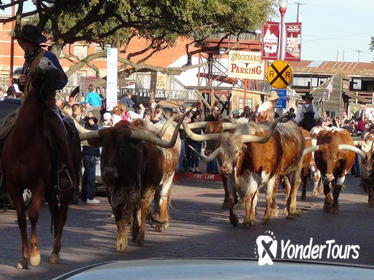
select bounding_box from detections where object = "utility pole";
[356,49,362,62]
[10,0,15,84]
[294,2,304,22]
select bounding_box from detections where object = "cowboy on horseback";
[13,25,77,191]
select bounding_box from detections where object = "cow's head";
[305,143,366,182]
[219,132,245,175]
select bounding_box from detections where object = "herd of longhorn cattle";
[1,63,374,269]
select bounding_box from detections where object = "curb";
[174,172,222,182]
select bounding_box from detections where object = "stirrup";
[56,167,74,192]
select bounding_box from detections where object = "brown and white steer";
[304,127,366,213]
[184,118,305,226]
[81,114,186,250]
[299,128,323,200]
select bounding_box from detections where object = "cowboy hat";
[301,93,314,100]
[13,24,47,45]
[268,90,279,101]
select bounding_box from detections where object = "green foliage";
[19,0,273,48]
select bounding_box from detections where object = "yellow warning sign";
[266,60,293,89]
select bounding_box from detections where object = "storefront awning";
[343,91,369,104]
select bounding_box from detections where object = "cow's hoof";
[49,253,59,264]
[271,207,279,217]
[229,212,239,226]
[16,257,28,269]
[115,238,128,251]
[135,233,145,247]
[241,220,256,228]
[323,203,332,213]
[330,206,339,214]
[289,208,303,216]
[30,252,41,266]
[301,194,306,201]
[282,208,289,216]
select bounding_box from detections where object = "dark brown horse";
[1,57,78,269]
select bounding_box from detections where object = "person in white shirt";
[295,93,320,131]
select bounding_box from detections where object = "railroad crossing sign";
[266,60,293,89]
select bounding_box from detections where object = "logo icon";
[255,231,277,266]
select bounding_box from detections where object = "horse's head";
[31,57,61,102]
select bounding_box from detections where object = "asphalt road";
[0,175,373,279]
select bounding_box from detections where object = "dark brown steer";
[82,112,187,250]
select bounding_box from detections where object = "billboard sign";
[285,22,302,61]
[261,21,280,60]
[228,51,265,80]
[106,48,118,111]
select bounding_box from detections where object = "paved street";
[0,175,373,279]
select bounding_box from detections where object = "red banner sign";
[261,21,279,60]
[285,22,302,61]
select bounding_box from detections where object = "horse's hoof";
[301,194,306,201]
[16,257,28,269]
[30,253,41,266]
[49,253,59,264]
[115,238,128,251]
[221,200,231,209]
[263,218,270,225]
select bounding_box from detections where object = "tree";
[370,36,374,61]
[0,0,274,80]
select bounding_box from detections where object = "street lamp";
[278,0,288,60]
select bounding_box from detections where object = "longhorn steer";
[83,113,187,250]
[184,117,305,226]
[300,128,322,200]
[304,127,366,213]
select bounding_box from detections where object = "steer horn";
[188,145,220,162]
[182,121,220,141]
[303,145,320,156]
[241,112,287,143]
[158,115,179,138]
[338,144,367,160]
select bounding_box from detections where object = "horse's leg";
[28,182,45,267]
[49,189,72,264]
[7,183,29,269]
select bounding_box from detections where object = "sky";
[278,0,373,63]
[1,0,373,63]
